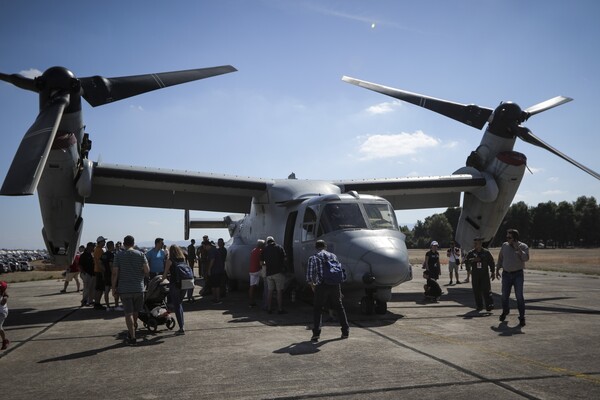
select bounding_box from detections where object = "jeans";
[501,270,525,318]
[168,284,184,330]
[312,284,349,335]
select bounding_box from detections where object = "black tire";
[166,318,175,330]
[375,300,387,315]
[147,318,158,333]
[360,296,374,315]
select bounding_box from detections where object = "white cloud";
[19,68,42,78]
[547,176,559,182]
[366,100,402,115]
[358,130,440,160]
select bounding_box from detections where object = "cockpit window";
[301,207,318,241]
[320,203,367,233]
[364,203,398,230]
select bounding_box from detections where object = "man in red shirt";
[248,239,265,307]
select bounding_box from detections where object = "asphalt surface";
[1,268,599,399]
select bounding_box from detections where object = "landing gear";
[360,295,375,315]
[360,289,388,315]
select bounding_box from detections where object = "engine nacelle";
[37,128,84,266]
[456,151,526,246]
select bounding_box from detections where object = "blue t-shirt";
[145,248,166,274]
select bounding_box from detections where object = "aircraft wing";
[335,174,487,210]
[88,163,270,213]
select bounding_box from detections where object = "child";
[0,281,9,350]
[423,270,442,302]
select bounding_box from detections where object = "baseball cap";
[266,236,275,243]
[431,241,439,247]
[96,236,107,242]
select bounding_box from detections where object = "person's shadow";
[273,338,346,356]
[491,321,525,336]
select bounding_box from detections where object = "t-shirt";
[261,243,286,276]
[114,248,147,294]
[145,248,166,274]
[68,254,81,273]
[93,246,105,273]
[207,247,225,275]
[79,252,94,275]
[249,247,263,273]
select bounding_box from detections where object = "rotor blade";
[80,65,237,107]
[524,96,573,118]
[1,93,69,195]
[0,72,38,92]
[342,76,493,129]
[517,127,600,180]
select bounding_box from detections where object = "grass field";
[1,248,599,284]
[409,248,600,276]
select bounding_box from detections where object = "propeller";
[1,65,237,195]
[342,76,493,129]
[343,76,599,181]
[80,65,237,107]
[1,92,69,195]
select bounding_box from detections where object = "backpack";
[171,261,194,285]
[321,256,345,285]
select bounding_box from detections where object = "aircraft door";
[284,211,297,273]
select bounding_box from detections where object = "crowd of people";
[0,227,529,350]
[422,228,530,327]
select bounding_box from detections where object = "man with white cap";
[261,236,287,314]
[424,241,441,281]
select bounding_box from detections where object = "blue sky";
[1,0,599,249]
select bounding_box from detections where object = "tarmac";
[1,268,599,400]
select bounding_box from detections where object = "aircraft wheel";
[146,318,158,333]
[360,296,374,315]
[166,318,176,330]
[375,300,387,315]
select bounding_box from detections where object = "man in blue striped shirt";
[306,240,349,342]
[112,235,149,345]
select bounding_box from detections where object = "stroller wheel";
[147,318,158,333]
[166,318,176,330]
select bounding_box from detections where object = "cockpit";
[301,195,399,242]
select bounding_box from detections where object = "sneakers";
[486,305,494,312]
[311,334,320,342]
[456,281,462,284]
[128,337,137,346]
[93,304,106,310]
[519,317,526,327]
[341,331,349,339]
[1,339,9,350]
[211,299,223,305]
[175,329,185,335]
[449,281,453,285]
[114,305,124,312]
[499,312,508,322]
[59,289,66,293]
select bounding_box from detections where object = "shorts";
[448,262,459,274]
[465,263,472,272]
[267,273,286,291]
[249,271,261,286]
[0,312,6,329]
[94,272,105,291]
[65,271,80,282]
[120,293,144,315]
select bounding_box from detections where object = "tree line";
[401,196,599,249]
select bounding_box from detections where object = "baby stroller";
[138,275,176,332]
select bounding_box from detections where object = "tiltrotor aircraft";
[1,65,598,314]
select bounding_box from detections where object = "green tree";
[531,201,558,247]
[424,214,453,248]
[555,201,576,247]
[443,207,461,237]
[574,196,600,246]
[494,201,531,246]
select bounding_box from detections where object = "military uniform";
[465,246,495,311]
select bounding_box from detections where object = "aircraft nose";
[358,246,412,286]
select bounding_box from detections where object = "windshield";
[320,203,367,234]
[364,203,398,230]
